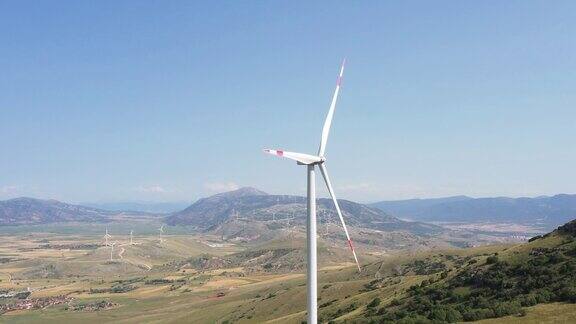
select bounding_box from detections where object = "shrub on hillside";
[486,255,499,264]
[367,297,381,308]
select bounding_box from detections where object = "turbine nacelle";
[297,159,325,166]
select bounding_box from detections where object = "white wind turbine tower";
[158,225,164,243]
[109,241,117,261]
[103,228,112,247]
[264,59,360,324]
[130,230,134,245]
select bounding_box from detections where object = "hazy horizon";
[2,186,576,207]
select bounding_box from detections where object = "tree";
[560,287,576,303]
[429,307,447,321]
[368,297,381,308]
[486,256,499,264]
[444,306,462,322]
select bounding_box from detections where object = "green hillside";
[354,220,576,323]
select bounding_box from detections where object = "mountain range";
[4,189,576,235]
[371,194,576,229]
[165,187,441,236]
[0,188,441,238]
[0,197,113,225]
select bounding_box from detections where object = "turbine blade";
[318,163,361,272]
[263,149,323,165]
[318,59,345,157]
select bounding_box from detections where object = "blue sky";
[1,1,575,203]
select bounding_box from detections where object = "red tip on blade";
[336,76,342,86]
[347,239,354,251]
[277,150,284,156]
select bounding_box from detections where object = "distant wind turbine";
[103,228,112,247]
[130,230,134,245]
[110,241,117,261]
[264,59,360,324]
[158,225,164,243]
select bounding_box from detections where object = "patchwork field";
[0,222,575,323]
[0,224,366,323]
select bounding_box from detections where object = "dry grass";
[477,303,576,323]
[1,229,573,323]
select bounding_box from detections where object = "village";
[0,295,72,314]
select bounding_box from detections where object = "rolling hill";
[372,194,576,229]
[0,197,114,225]
[0,189,512,252]
[0,197,161,226]
[350,218,576,323]
[165,187,443,236]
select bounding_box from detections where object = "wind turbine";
[110,241,116,261]
[130,230,134,245]
[103,228,111,247]
[264,59,360,324]
[158,225,164,243]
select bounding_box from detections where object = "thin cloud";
[134,185,170,194]
[336,182,431,202]
[204,182,240,193]
[0,185,21,194]
[335,182,382,201]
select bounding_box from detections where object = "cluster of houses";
[70,300,117,312]
[0,295,72,314]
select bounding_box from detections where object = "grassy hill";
[351,219,576,323]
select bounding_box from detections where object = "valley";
[0,224,365,323]
[1,188,575,323]
[0,218,575,323]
